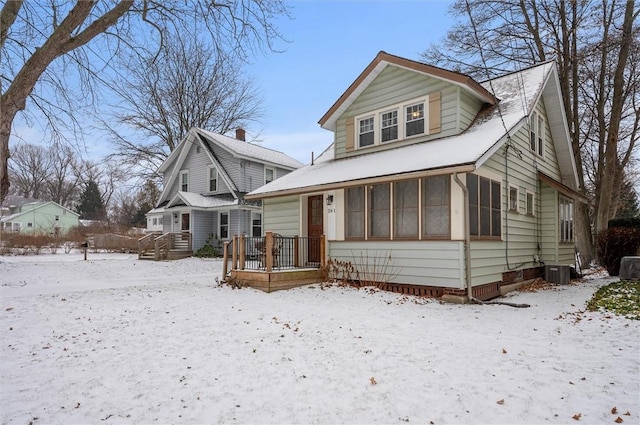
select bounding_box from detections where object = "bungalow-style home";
[143,128,303,258]
[245,51,583,300]
[1,196,80,236]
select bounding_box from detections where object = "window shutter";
[429,91,441,134]
[345,119,355,152]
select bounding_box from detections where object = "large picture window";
[368,183,390,238]
[345,186,365,239]
[422,175,450,237]
[468,173,501,238]
[559,196,574,243]
[394,180,418,238]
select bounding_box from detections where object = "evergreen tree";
[77,180,106,220]
[616,180,640,219]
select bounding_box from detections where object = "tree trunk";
[0,112,11,204]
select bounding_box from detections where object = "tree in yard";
[76,180,106,221]
[421,0,639,264]
[1,1,289,204]
[106,36,263,178]
[8,143,51,199]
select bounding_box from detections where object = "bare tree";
[45,143,83,208]
[421,0,639,263]
[1,1,289,203]
[8,144,52,199]
[106,35,263,178]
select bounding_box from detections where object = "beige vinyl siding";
[328,240,465,288]
[468,242,507,286]
[334,65,478,159]
[263,196,300,236]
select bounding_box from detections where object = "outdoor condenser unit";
[545,265,570,285]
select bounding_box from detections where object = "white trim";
[264,167,275,185]
[179,170,189,192]
[354,94,429,150]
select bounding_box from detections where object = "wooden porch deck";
[223,232,327,292]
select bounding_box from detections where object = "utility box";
[545,265,570,285]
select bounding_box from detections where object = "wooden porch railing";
[154,232,192,260]
[222,231,325,277]
[138,232,161,258]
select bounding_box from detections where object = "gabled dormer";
[319,51,498,159]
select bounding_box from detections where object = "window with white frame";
[355,95,429,149]
[179,170,189,192]
[381,110,398,143]
[358,116,375,147]
[405,102,425,137]
[265,168,275,184]
[251,212,262,237]
[526,192,534,216]
[208,166,218,192]
[530,112,545,157]
[219,212,229,239]
[509,186,519,212]
[559,196,574,243]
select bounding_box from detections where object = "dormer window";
[380,110,398,143]
[358,116,375,147]
[354,94,429,150]
[405,102,425,137]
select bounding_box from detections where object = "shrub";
[193,233,221,258]
[597,227,640,276]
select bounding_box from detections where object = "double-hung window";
[358,116,375,147]
[559,196,574,243]
[180,170,189,192]
[265,168,275,184]
[526,192,534,216]
[381,110,398,143]
[251,212,262,237]
[219,212,229,239]
[509,186,519,212]
[405,102,425,137]
[208,166,218,192]
[530,112,545,157]
[468,173,501,238]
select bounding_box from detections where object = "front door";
[181,213,190,231]
[307,195,323,263]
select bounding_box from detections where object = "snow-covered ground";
[1,252,638,424]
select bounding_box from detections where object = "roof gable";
[248,59,580,198]
[318,51,498,131]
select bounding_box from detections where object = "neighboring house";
[147,128,304,251]
[1,196,80,236]
[246,51,583,300]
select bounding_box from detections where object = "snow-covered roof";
[197,129,304,170]
[167,192,239,209]
[248,60,568,199]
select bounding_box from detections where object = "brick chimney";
[235,128,246,141]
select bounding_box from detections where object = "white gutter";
[453,172,473,301]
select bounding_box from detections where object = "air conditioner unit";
[545,265,570,285]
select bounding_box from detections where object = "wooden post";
[222,241,230,279]
[239,234,246,270]
[231,236,238,271]
[293,235,300,268]
[265,231,273,273]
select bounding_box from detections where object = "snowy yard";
[1,253,638,424]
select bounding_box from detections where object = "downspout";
[453,173,473,301]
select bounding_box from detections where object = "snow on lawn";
[1,253,638,425]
